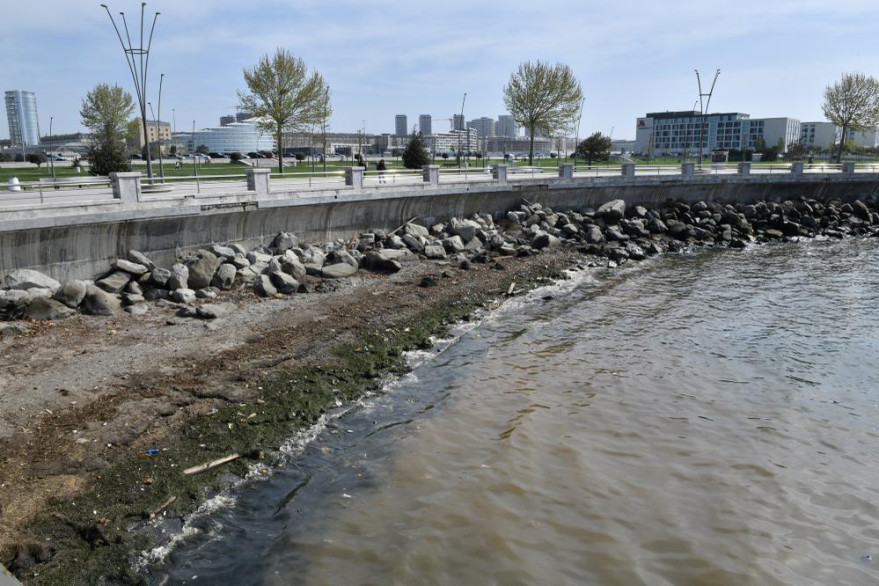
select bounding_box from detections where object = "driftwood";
[506,282,516,296]
[388,217,419,237]
[148,496,178,520]
[182,453,240,476]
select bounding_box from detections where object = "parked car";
[208,152,225,159]
[246,152,263,159]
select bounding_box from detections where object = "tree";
[81,83,135,176]
[169,144,178,155]
[503,60,583,164]
[238,48,329,174]
[401,131,429,169]
[196,144,210,155]
[786,141,807,161]
[229,152,245,163]
[576,132,612,164]
[822,72,879,163]
[26,152,46,168]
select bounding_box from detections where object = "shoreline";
[2,195,878,583]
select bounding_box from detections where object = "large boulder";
[81,285,119,316]
[404,223,430,239]
[113,259,149,276]
[168,263,189,291]
[322,262,358,279]
[212,263,237,290]
[532,233,560,250]
[272,232,299,252]
[4,269,60,292]
[364,249,418,273]
[597,199,626,223]
[253,274,278,297]
[26,297,76,321]
[423,244,448,260]
[127,250,156,271]
[96,271,131,294]
[151,267,172,288]
[53,280,88,308]
[449,218,480,242]
[0,290,33,319]
[269,271,300,294]
[185,250,221,290]
[170,288,197,304]
[584,224,605,243]
[207,243,237,259]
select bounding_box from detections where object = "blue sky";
[2,0,879,141]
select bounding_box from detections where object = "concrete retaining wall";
[2,175,879,282]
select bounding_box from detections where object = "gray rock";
[464,237,484,251]
[299,248,326,267]
[402,233,425,253]
[127,250,156,270]
[229,243,248,255]
[212,263,237,290]
[423,244,448,260]
[208,243,237,259]
[270,271,300,293]
[0,289,32,319]
[364,249,418,272]
[125,280,143,296]
[254,274,278,297]
[81,285,119,316]
[26,297,76,321]
[385,234,407,249]
[151,267,172,288]
[404,223,430,239]
[196,304,230,319]
[53,280,87,308]
[121,293,145,306]
[247,251,273,265]
[125,304,150,316]
[230,254,251,269]
[168,263,189,291]
[281,257,307,280]
[322,262,358,279]
[170,288,197,304]
[442,235,466,253]
[584,224,605,243]
[196,288,218,299]
[450,218,480,242]
[272,232,299,252]
[304,263,323,277]
[597,199,626,222]
[532,233,560,250]
[185,250,221,290]
[143,287,170,301]
[4,269,61,292]
[113,259,149,275]
[96,271,131,294]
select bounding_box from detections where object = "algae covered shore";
[0,249,577,585]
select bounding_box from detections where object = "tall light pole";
[458,92,467,169]
[49,116,55,179]
[101,2,160,184]
[695,68,720,170]
[574,97,585,163]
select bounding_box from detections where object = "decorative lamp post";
[100,2,160,184]
[695,68,720,170]
[49,116,55,179]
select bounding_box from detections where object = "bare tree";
[503,61,583,165]
[239,48,329,173]
[822,72,879,163]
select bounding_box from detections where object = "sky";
[2,0,879,141]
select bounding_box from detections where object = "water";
[152,238,879,585]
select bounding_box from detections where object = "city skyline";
[2,1,879,143]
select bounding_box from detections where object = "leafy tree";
[196,144,210,155]
[576,132,612,164]
[229,152,245,163]
[238,48,329,174]
[141,143,161,160]
[169,144,177,155]
[14,153,24,162]
[441,152,449,160]
[822,72,879,163]
[27,152,47,168]
[787,141,807,161]
[401,132,429,169]
[80,83,135,176]
[0,153,9,162]
[294,152,305,161]
[503,60,583,164]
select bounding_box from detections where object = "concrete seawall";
[2,173,878,282]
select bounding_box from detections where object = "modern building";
[5,90,41,147]
[800,122,840,151]
[467,117,496,138]
[452,114,465,131]
[185,118,274,154]
[424,130,478,155]
[497,115,518,139]
[635,110,800,156]
[395,114,408,136]
[220,112,255,127]
[847,128,879,148]
[485,135,552,156]
[419,114,432,137]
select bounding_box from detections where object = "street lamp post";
[458,92,466,169]
[695,68,721,170]
[49,116,55,179]
[101,2,160,184]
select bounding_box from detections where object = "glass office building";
[5,90,41,147]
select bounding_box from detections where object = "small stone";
[96,271,131,294]
[170,288,196,304]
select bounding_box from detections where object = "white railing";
[0,176,114,207]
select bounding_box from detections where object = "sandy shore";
[0,250,578,583]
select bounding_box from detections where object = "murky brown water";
[158,238,879,586]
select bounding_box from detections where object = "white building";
[847,128,879,148]
[800,122,840,151]
[185,118,274,154]
[750,117,800,152]
[425,130,477,155]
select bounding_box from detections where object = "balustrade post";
[110,171,142,203]
[344,166,364,189]
[422,165,440,186]
[246,168,271,195]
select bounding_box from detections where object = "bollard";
[681,162,695,176]
[492,164,508,183]
[621,163,635,177]
[344,166,364,189]
[738,162,751,176]
[558,164,574,180]
[246,168,271,195]
[422,165,439,186]
[109,172,142,203]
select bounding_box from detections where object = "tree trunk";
[837,124,848,164]
[528,129,535,166]
[277,129,284,174]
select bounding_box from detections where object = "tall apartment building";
[635,110,800,155]
[497,115,518,138]
[452,114,465,131]
[800,122,840,150]
[395,114,408,136]
[5,89,41,147]
[419,114,432,136]
[467,117,496,138]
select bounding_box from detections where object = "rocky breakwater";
[2,196,878,327]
